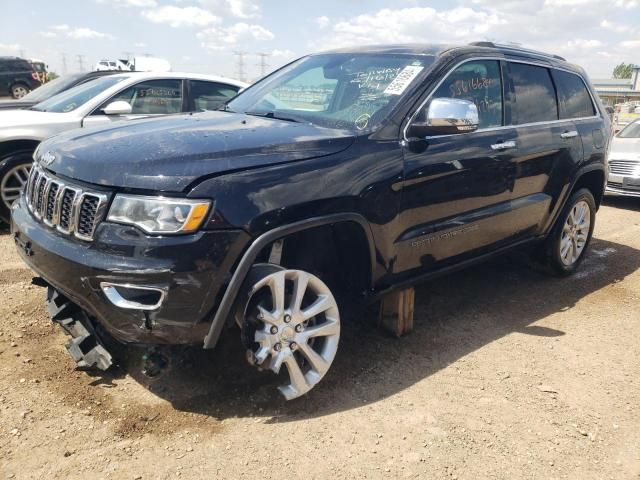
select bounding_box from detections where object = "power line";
[60,53,68,75]
[233,51,247,82]
[76,54,85,72]
[256,52,270,78]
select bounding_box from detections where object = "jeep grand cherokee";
[11,42,611,399]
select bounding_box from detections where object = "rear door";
[505,61,583,235]
[187,80,241,112]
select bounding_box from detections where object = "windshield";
[31,76,129,113]
[618,120,640,138]
[227,53,434,132]
[21,74,83,103]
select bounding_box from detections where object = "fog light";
[100,282,166,311]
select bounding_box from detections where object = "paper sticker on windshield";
[384,66,424,95]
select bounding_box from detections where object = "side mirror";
[408,98,479,138]
[103,100,132,116]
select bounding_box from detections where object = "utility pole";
[19,49,26,58]
[233,51,247,82]
[61,53,68,74]
[256,52,270,78]
[76,54,85,72]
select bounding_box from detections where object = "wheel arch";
[571,166,606,209]
[203,213,376,349]
[0,139,40,161]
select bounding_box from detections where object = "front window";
[618,120,640,138]
[20,74,83,103]
[227,53,435,132]
[101,79,183,114]
[31,76,129,113]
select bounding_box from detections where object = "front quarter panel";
[187,137,405,284]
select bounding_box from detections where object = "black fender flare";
[543,162,606,235]
[203,213,376,349]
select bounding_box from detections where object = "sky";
[1,0,639,82]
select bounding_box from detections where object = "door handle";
[560,130,578,139]
[490,140,516,151]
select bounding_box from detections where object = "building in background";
[593,65,640,106]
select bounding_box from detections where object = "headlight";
[107,194,211,234]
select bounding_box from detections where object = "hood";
[39,112,355,192]
[0,108,70,127]
[610,136,640,160]
[0,100,35,111]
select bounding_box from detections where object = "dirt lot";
[1,198,639,480]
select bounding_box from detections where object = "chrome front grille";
[609,160,640,177]
[25,166,109,241]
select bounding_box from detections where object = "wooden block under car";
[378,287,415,337]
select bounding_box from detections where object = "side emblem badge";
[40,151,56,167]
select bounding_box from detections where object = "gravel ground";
[1,197,639,480]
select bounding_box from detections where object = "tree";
[613,63,634,79]
[46,71,59,82]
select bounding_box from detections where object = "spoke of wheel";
[268,271,286,317]
[297,342,329,375]
[301,294,334,321]
[291,271,309,313]
[257,305,278,325]
[282,354,308,394]
[560,235,572,259]
[302,319,340,339]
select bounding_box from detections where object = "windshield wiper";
[244,111,302,123]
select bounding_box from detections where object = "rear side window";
[432,60,503,129]
[191,80,239,111]
[551,70,595,119]
[509,63,558,124]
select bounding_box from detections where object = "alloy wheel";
[12,85,29,99]
[0,164,31,210]
[559,200,591,266]
[246,269,340,400]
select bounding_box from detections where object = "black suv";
[12,43,611,399]
[0,57,42,98]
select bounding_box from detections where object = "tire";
[0,151,33,223]
[538,188,596,276]
[238,267,341,400]
[10,83,30,99]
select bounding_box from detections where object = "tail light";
[31,72,40,81]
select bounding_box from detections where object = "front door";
[397,59,520,275]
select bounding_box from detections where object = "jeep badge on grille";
[40,151,56,167]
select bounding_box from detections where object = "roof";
[316,42,582,73]
[106,71,248,88]
[593,78,633,86]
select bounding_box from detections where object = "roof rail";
[468,41,566,61]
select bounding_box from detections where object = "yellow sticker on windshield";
[384,66,424,95]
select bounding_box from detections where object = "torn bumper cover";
[11,195,249,346]
[46,287,113,370]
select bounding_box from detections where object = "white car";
[606,119,640,198]
[0,71,248,222]
[95,60,128,71]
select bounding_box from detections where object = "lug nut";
[284,314,291,323]
[273,343,282,352]
[295,324,303,333]
[290,342,298,351]
[270,326,278,334]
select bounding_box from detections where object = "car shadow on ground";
[109,236,639,422]
[602,195,640,211]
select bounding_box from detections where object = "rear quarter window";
[509,63,558,124]
[551,70,595,119]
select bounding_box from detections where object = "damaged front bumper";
[11,196,249,346]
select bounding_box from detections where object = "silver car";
[0,72,247,222]
[606,119,640,198]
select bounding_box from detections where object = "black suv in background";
[0,70,122,110]
[0,57,43,98]
[12,42,611,400]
